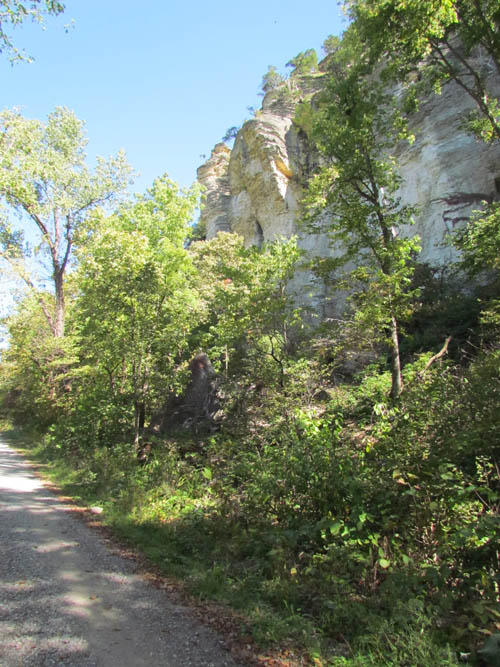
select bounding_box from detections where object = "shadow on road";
[0,438,241,667]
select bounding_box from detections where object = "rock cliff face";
[196,142,232,236]
[197,70,500,311]
[395,76,500,265]
[197,77,323,249]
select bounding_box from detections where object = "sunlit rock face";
[196,142,232,238]
[196,77,331,311]
[197,76,324,250]
[393,65,500,267]
[197,112,304,247]
[228,113,299,246]
[197,69,500,312]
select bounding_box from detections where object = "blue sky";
[0,0,345,194]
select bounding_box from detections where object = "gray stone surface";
[197,68,500,316]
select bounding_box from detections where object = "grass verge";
[0,419,468,666]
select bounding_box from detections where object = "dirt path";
[0,439,244,667]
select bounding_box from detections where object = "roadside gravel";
[0,438,244,667]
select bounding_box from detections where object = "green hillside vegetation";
[1,2,500,665]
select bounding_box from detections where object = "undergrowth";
[5,344,499,666]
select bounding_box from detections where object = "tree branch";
[420,336,452,375]
[1,252,56,334]
[19,201,54,249]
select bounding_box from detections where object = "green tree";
[0,107,133,337]
[344,0,500,142]
[260,65,286,93]
[221,126,239,143]
[303,42,420,399]
[190,232,303,387]
[453,202,500,328]
[0,291,77,427]
[75,175,201,447]
[322,34,341,56]
[286,48,318,76]
[0,0,65,62]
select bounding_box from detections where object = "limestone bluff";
[197,64,500,316]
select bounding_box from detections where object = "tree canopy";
[0,0,65,62]
[0,106,133,337]
[344,0,500,141]
[75,175,201,446]
[286,48,318,76]
[260,65,286,93]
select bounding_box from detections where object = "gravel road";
[0,438,244,667]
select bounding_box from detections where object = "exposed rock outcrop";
[394,75,500,265]
[197,143,232,238]
[197,68,500,310]
[145,354,220,436]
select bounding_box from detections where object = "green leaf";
[329,522,342,535]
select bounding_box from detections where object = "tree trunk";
[133,401,145,449]
[53,269,65,338]
[389,314,403,400]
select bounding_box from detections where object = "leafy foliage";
[0,293,76,426]
[322,34,341,56]
[73,175,201,447]
[0,106,132,336]
[286,49,318,76]
[190,232,303,387]
[453,203,500,332]
[260,65,286,94]
[344,0,500,142]
[0,0,64,62]
[221,125,239,143]
[302,36,420,398]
